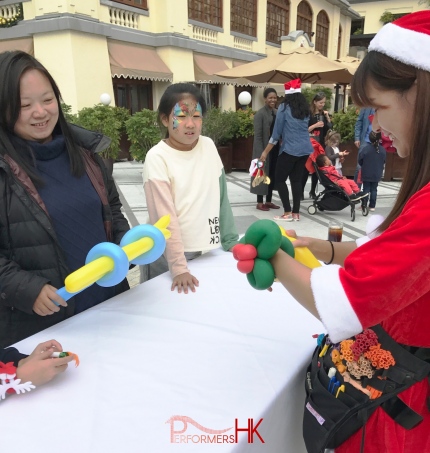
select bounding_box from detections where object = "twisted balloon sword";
[54,215,171,303]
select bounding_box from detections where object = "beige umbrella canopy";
[335,56,361,76]
[216,47,352,85]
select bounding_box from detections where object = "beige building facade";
[0,0,360,112]
[348,0,428,59]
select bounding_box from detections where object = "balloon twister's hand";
[16,340,74,387]
[283,229,311,249]
[33,284,67,316]
[172,272,199,294]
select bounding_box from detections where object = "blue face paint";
[172,101,202,130]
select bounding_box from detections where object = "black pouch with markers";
[302,324,430,453]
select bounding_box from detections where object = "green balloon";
[247,258,275,290]
[244,219,281,260]
[280,236,295,258]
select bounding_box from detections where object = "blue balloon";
[120,224,166,265]
[85,242,129,287]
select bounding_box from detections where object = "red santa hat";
[284,78,301,94]
[369,11,430,71]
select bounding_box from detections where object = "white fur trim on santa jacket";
[310,182,430,347]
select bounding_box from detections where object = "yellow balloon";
[279,226,321,269]
[65,216,171,293]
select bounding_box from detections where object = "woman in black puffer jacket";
[0,51,130,348]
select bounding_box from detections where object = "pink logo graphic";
[166,415,264,444]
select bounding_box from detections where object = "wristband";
[324,240,335,265]
[0,361,35,400]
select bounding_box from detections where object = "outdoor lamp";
[100,93,112,106]
[238,91,252,109]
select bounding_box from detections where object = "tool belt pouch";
[302,324,430,453]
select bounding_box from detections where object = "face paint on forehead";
[172,101,202,130]
[173,101,202,116]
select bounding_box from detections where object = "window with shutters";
[315,10,329,56]
[188,0,222,27]
[111,0,148,10]
[296,1,313,37]
[113,78,153,114]
[231,0,257,37]
[266,0,290,44]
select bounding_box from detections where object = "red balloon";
[237,259,254,274]
[233,244,257,261]
[232,244,241,261]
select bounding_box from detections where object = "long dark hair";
[281,92,310,120]
[310,92,326,115]
[158,83,207,138]
[0,51,84,184]
[351,51,430,232]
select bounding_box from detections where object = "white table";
[5,249,322,453]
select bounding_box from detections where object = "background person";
[358,130,386,212]
[143,83,239,294]
[324,130,349,176]
[354,107,375,186]
[260,79,313,222]
[304,92,333,199]
[0,51,130,348]
[250,88,280,212]
[316,154,365,199]
[269,11,430,452]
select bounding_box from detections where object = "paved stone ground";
[113,160,401,288]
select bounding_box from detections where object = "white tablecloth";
[5,249,322,453]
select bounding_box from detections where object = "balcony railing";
[233,36,253,51]
[0,2,23,27]
[109,5,139,29]
[192,24,218,44]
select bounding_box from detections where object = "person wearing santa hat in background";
[267,10,430,453]
[260,79,313,221]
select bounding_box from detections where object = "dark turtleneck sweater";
[29,136,116,313]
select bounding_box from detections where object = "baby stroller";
[307,162,369,221]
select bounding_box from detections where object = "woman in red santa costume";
[270,11,430,453]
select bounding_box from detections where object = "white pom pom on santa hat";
[284,78,302,95]
[369,10,430,71]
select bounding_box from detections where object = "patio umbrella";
[333,57,362,111]
[335,56,361,76]
[215,47,353,85]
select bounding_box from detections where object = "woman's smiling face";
[14,69,59,143]
[314,98,326,111]
[367,80,416,158]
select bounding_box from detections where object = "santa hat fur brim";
[369,22,430,71]
[285,88,301,94]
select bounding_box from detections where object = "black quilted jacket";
[0,125,130,347]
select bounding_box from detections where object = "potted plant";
[202,108,237,173]
[125,109,162,162]
[231,107,255,170]
[331,106,359,177]
[60,103,78,123]
[302,86,333,110]
[380,11,395,24]
[74,104,130,173]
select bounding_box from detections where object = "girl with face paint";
[143,83,239,294]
